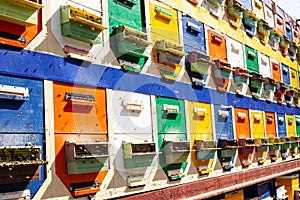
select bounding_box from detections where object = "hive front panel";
[188,102,217,175]
[53,82,109,197]
[0,74,46,199]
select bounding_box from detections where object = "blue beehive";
[276,113,289,159]
[182,15,211,86]
[0,74,45,199]
[214,104,236,171]
[281,64,291,85]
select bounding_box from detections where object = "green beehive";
[264,83,276,91]
[245,46,259,73]
[234,75,248,84]
[220,149,236,157]
[214,68,232,79]
[112,25,151,72]
[269,144,280,150]
[249,73,264,99]
[269,33,280,43]
[67,158,108,174]
[232,68,251,96]
[243,11,258,28]
[289,44,297,54]
[291,141,299,148]
[212,60,233,81]
[218,139,238,157]
[156,40,184,55]
[269,29,281,49]
[157,134,188,181]
[122,142,156,168]
[257,20,270,36]
[269,137,281,150]
[280,36,290,48]
[195,140,219,160]
[114,26,150,58]
[108,0,148,72]
[257,20,272,44]
[188,52,211,74]
[296,117,300,136]
[228,6,243,19]
[196,150,216,160]
[288,44,297,58]
[163,141,190,164]
[289,136,299,148]
[0,0,40,26]
[250,80,263,89]
[281,143,290,150]
[244,17,257,27]
[281,137,291,150]
[256,145,268,152]
[263,78,277,101]
[108,0,144,33]
[65,141,109,174]
[60,5,106,44]
[156,97,186,134]
[226,0,244,28]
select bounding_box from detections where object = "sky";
[273,0,300,20]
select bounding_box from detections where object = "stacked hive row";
[0,76,300,199]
